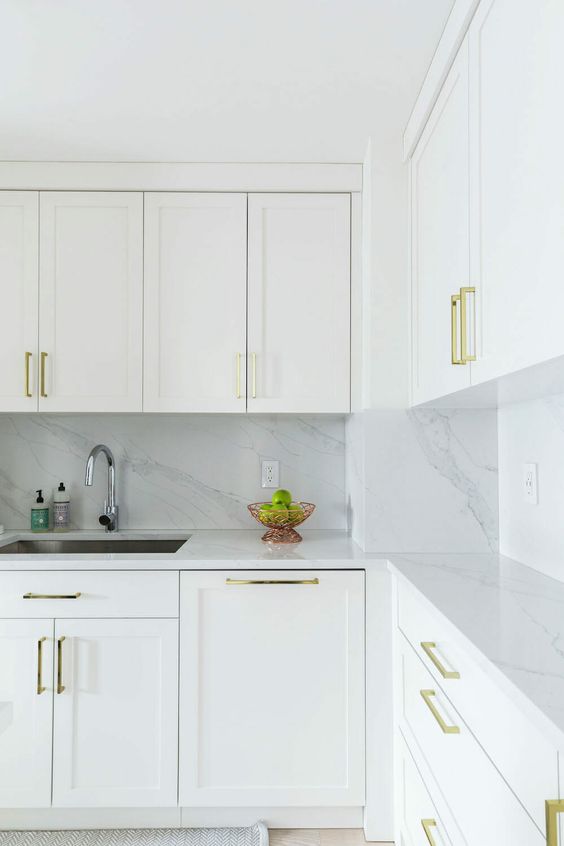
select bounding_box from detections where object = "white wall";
[499,396,564,581]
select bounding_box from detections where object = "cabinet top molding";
[0,162,362,193]
[403,0,481,161]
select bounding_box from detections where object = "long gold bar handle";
[57,636,65,694]
[40,352,48,398]
[420,689,460,734]
[24,592,81,600]
[236,353,242,399]
[460,286,476,363]
[421,642,460,679]
[37,637,46,695]
[25,352,33,398]
[421,819,438,846]
[226,578,320,586]
[251,352,257,398]
[546,799,564,846]
[451,294,464,365]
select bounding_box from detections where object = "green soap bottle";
[31,489,49,532]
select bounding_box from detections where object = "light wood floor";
[269,830,389,846]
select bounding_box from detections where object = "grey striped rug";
[0,825,268,846]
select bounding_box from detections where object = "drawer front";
[0,571,178,618]
[396,732,456,846]
[399,630,543,845]
[398,578,558,830]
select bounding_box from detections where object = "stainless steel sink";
[0,538,190,555]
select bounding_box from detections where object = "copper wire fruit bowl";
[248,502,316,544]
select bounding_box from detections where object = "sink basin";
[0,538,190,555]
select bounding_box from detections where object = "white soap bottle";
[53,482,70,532]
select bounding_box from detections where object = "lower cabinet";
[179,570,365,807]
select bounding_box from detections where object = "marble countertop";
[389,553,564,747]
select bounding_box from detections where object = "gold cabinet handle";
[236,353,242,399]
[226,577,319,586]
[251,352,257,398]
[25,352,33,398]
[40,352,48,398]
[420,689,460,734]
[451,294,464,365]
[421,642,460,679]
[24,592,81,600]
[37,637,46,695]
[460,286,476,363]
[57,636,65,694]
[546,800,564,846]
[421,819,438,846]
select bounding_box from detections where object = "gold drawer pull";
[57,636,65,694]
[420,689,460,734]
[451,294,464,365]
[421,819,438,846]
[421,642,460,679]
[37,637,46,695]
[24,592,81,600]
[546,800,564,846]
[226,578,319,586]
[460,286,476,363]
[25,352,33,398]
[40,351,48,398]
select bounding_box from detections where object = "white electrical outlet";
[261,459,280,489]
[523,463,538,504]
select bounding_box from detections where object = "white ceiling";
[0,0,455,162]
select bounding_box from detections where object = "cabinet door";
[144,193,247,412]
[411,40,472,405]
[247,194,350,413]
[179,570,364,807]
[0,192,39,412]
[39,192,143,411]
[52,618,178,807]
[469,0,564,384]
[0,620,53,807]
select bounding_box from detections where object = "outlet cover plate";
[261,459,280,489]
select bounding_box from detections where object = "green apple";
[258,503,273,524]
[272,488,292,506]
[287,503,304,523]
[270,505,289,523]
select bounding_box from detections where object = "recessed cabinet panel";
[144,193,247,412]
[39,192,143,412]
[411,41,472,405]
[52,618,178,807]
[0,620,53,808]
[0,192,39,412]
[247,193,350,413]
[179,570,364,807]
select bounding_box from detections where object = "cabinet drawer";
[397,579,558,831]
[0,571,178,618]
[399,630,543,845]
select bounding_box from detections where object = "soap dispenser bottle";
[53,482,70,532]
[31,490,49,532]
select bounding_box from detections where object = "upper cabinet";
[411,42,471,405]
[247,193,351,413]
[39,192,143,412]
[144,193,247,413]
[0,192,38,413]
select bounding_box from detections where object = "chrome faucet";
[85,444,119,532]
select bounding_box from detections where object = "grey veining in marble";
[347,408,499,553]
[0,414,345,531]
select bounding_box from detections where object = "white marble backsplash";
[0,415,346,532]
[347,408,499,553]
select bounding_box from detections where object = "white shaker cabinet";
[179,570,365,807]
[0,192,39,412]
[52,618,178,807]
[38,192,143,412]
[411,40,472,405]
[144,193,247,412]
[0,620,53,808]
[247,194,351,413]
[468,0,564,385]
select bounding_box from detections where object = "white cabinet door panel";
[247,194,350,413]
[144,193,247,412]
[411,40,472,405]
[39,192,143,411]
[52,618,178,807]
[179,570,364,807]
[0,620,53,807]
[0,192,39,412]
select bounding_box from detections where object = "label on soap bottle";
[31,508,49,532]
[53,501,70,531]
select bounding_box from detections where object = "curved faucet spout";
[85,444,118,531]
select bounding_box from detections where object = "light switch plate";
[523,463,538,505]
[261,459,280,489]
